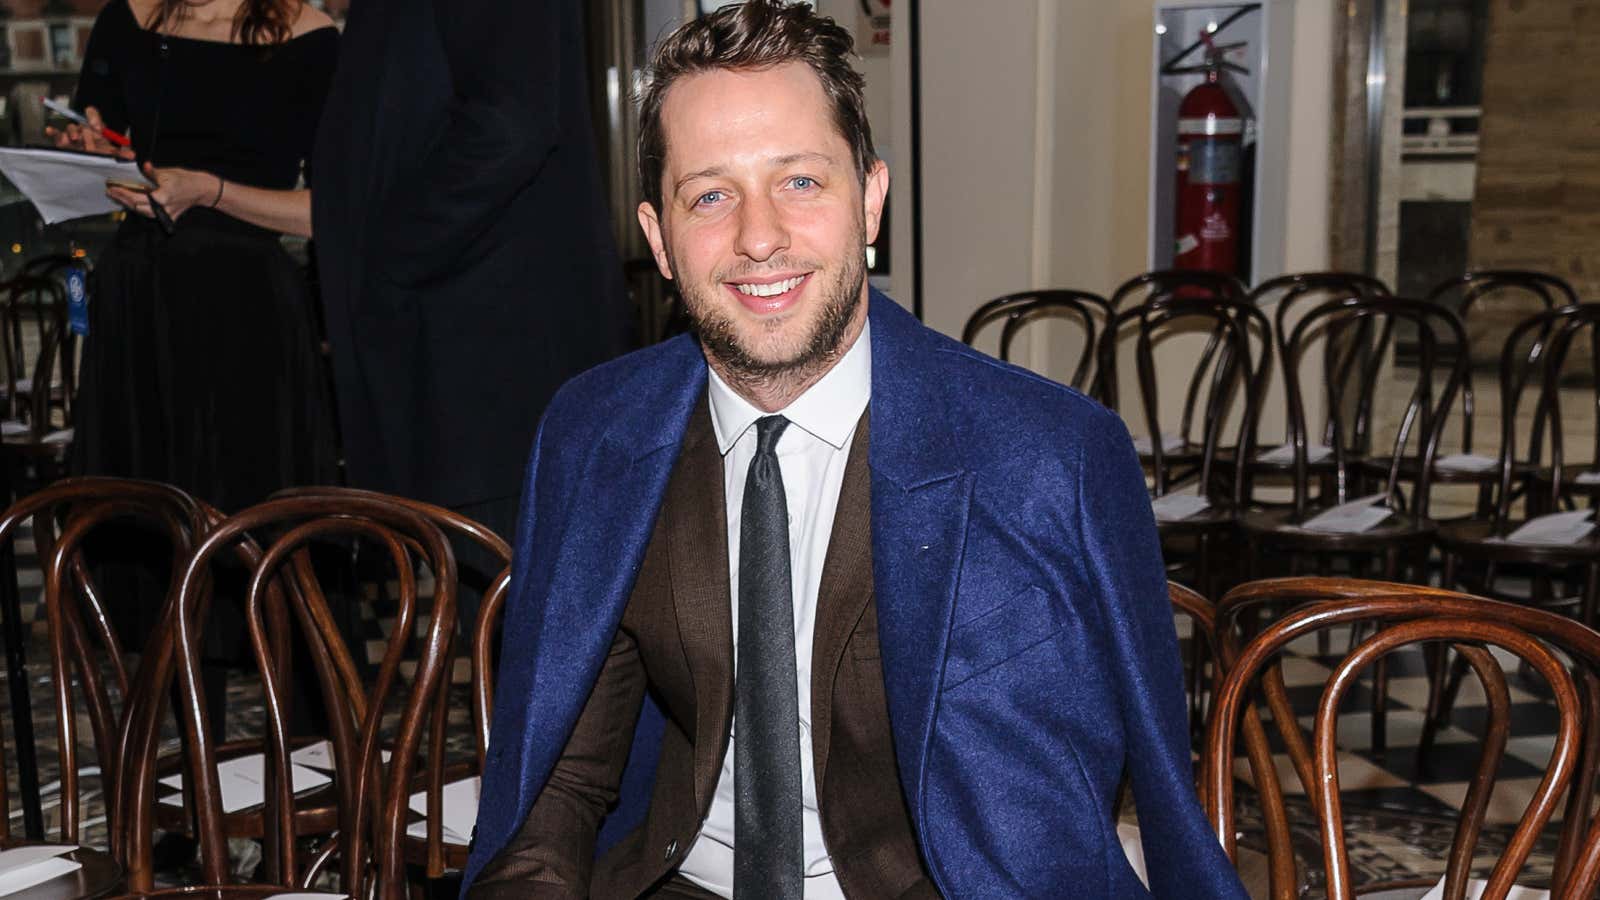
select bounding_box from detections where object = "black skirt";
[71,208,336,511]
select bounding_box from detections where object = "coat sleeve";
[1074,410,1248,900]
[376,0,564,287]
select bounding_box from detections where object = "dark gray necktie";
[734,415,803,899]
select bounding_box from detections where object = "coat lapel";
[809,410,874,792]
[865,292,974,834]
[664,400,735,810]
[512,340,708,823]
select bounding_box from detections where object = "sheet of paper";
[1575,470,1600,486]
[1255,443,1332,465]
[291,740,334,771]
[1436,453,1499,474]
[0,857,80,897]
[1419,876,1548,900]
[159,753,333,813]
[406,819,470,846]
[0,846,76,875]
[1151,493,1210,523]
[0,147,151,224]
[1299,493,1392,534]
[408,776,480,846]
[1504,509,1596,546]
[1131,434,1184,455]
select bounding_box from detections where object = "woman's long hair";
[141,0,299,46]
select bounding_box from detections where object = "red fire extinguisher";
[1174,38,1246,276]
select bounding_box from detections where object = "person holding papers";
[55,0,338,511]
[53,0,340,730]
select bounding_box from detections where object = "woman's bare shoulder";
[291,2,337,37]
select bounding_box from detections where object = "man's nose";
[733,193,789,262]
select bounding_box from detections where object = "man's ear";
[637,201,674,281]
[862,159,889,245]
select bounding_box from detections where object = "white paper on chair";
[1132,434,1185,455]
[1256,443,1332,465]
[1151,493,1210,522]
[1419,876,1548,900]
[1299,493,1393,533]
[1575,471,1600,486]
[287,742,390,772]
[0,845,80,897]
[1436,453,1499,474]
[1503,509,1596,546]
[158,753,332,812]
[408,776,480,846]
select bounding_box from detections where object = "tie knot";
[754,415,789,456]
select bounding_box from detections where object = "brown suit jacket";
[469,401,933,899]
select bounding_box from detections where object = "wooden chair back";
[0,477,202,849]
[120,495,457,899]
[1097,294,1272,502]
[1273,295,1467,521]
[1108,268,1246,310]
[275,486,511,877]
[0,275,73,434]
[1211,577,1600,900]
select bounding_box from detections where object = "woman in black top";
[57,0,338,512]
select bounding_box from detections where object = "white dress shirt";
[677,321,872,900]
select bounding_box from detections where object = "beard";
[674,229,867,392]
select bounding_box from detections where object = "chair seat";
[1240,507,1438,551]
[125,889,341,900]
[0,843,122,900]
[1436,518,1600,565]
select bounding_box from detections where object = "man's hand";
[107,162,222,222]
[44,106,136,159]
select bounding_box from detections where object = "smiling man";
[461,3,1246,898]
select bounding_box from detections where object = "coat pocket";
[941,585,1062,690]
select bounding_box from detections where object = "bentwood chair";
[1239,296,1469,586]
[962,289,1112,367]
[1168,581,1219,741]
[276,485,512,878]
[1208,578,1600,900]
[1108,269,1247,311]
[0,478,203,870]
[1243,273,1390,489]
[1099,296,1272,599]
[0,276,76,497]
[118,496,458,899]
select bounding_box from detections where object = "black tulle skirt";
[71,208,336,511]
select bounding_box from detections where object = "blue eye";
[791,176,816,190]
[695,190,725,207]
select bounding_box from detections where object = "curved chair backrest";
[1479,303,1600,533]
[1097,295,1273,501]
[1246,272,1391,454]
[0,477,202,853]
[274,485,512,877]
[991,292,1112,390]
[0,275,73,432]
[1108,268,1247,311]
[122,495,457,899]
[1208,578,1600,900]
[1276,295,1467,520]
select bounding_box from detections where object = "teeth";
[735,276,803,298]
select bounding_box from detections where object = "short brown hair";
[637,1,877,212]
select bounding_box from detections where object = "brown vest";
[593,404,934,899]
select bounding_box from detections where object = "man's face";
[638,62,889,380]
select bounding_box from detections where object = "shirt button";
[664,839,678,860]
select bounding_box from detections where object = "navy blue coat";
[464,292,1247,898]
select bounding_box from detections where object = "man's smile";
[726,271,813,314]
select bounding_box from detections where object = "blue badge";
[66,265,88,336]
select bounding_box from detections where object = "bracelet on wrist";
[210,175,225,208]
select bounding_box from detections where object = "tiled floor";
[0,520,1574,895]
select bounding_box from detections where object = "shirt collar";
[707,318,872,455]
